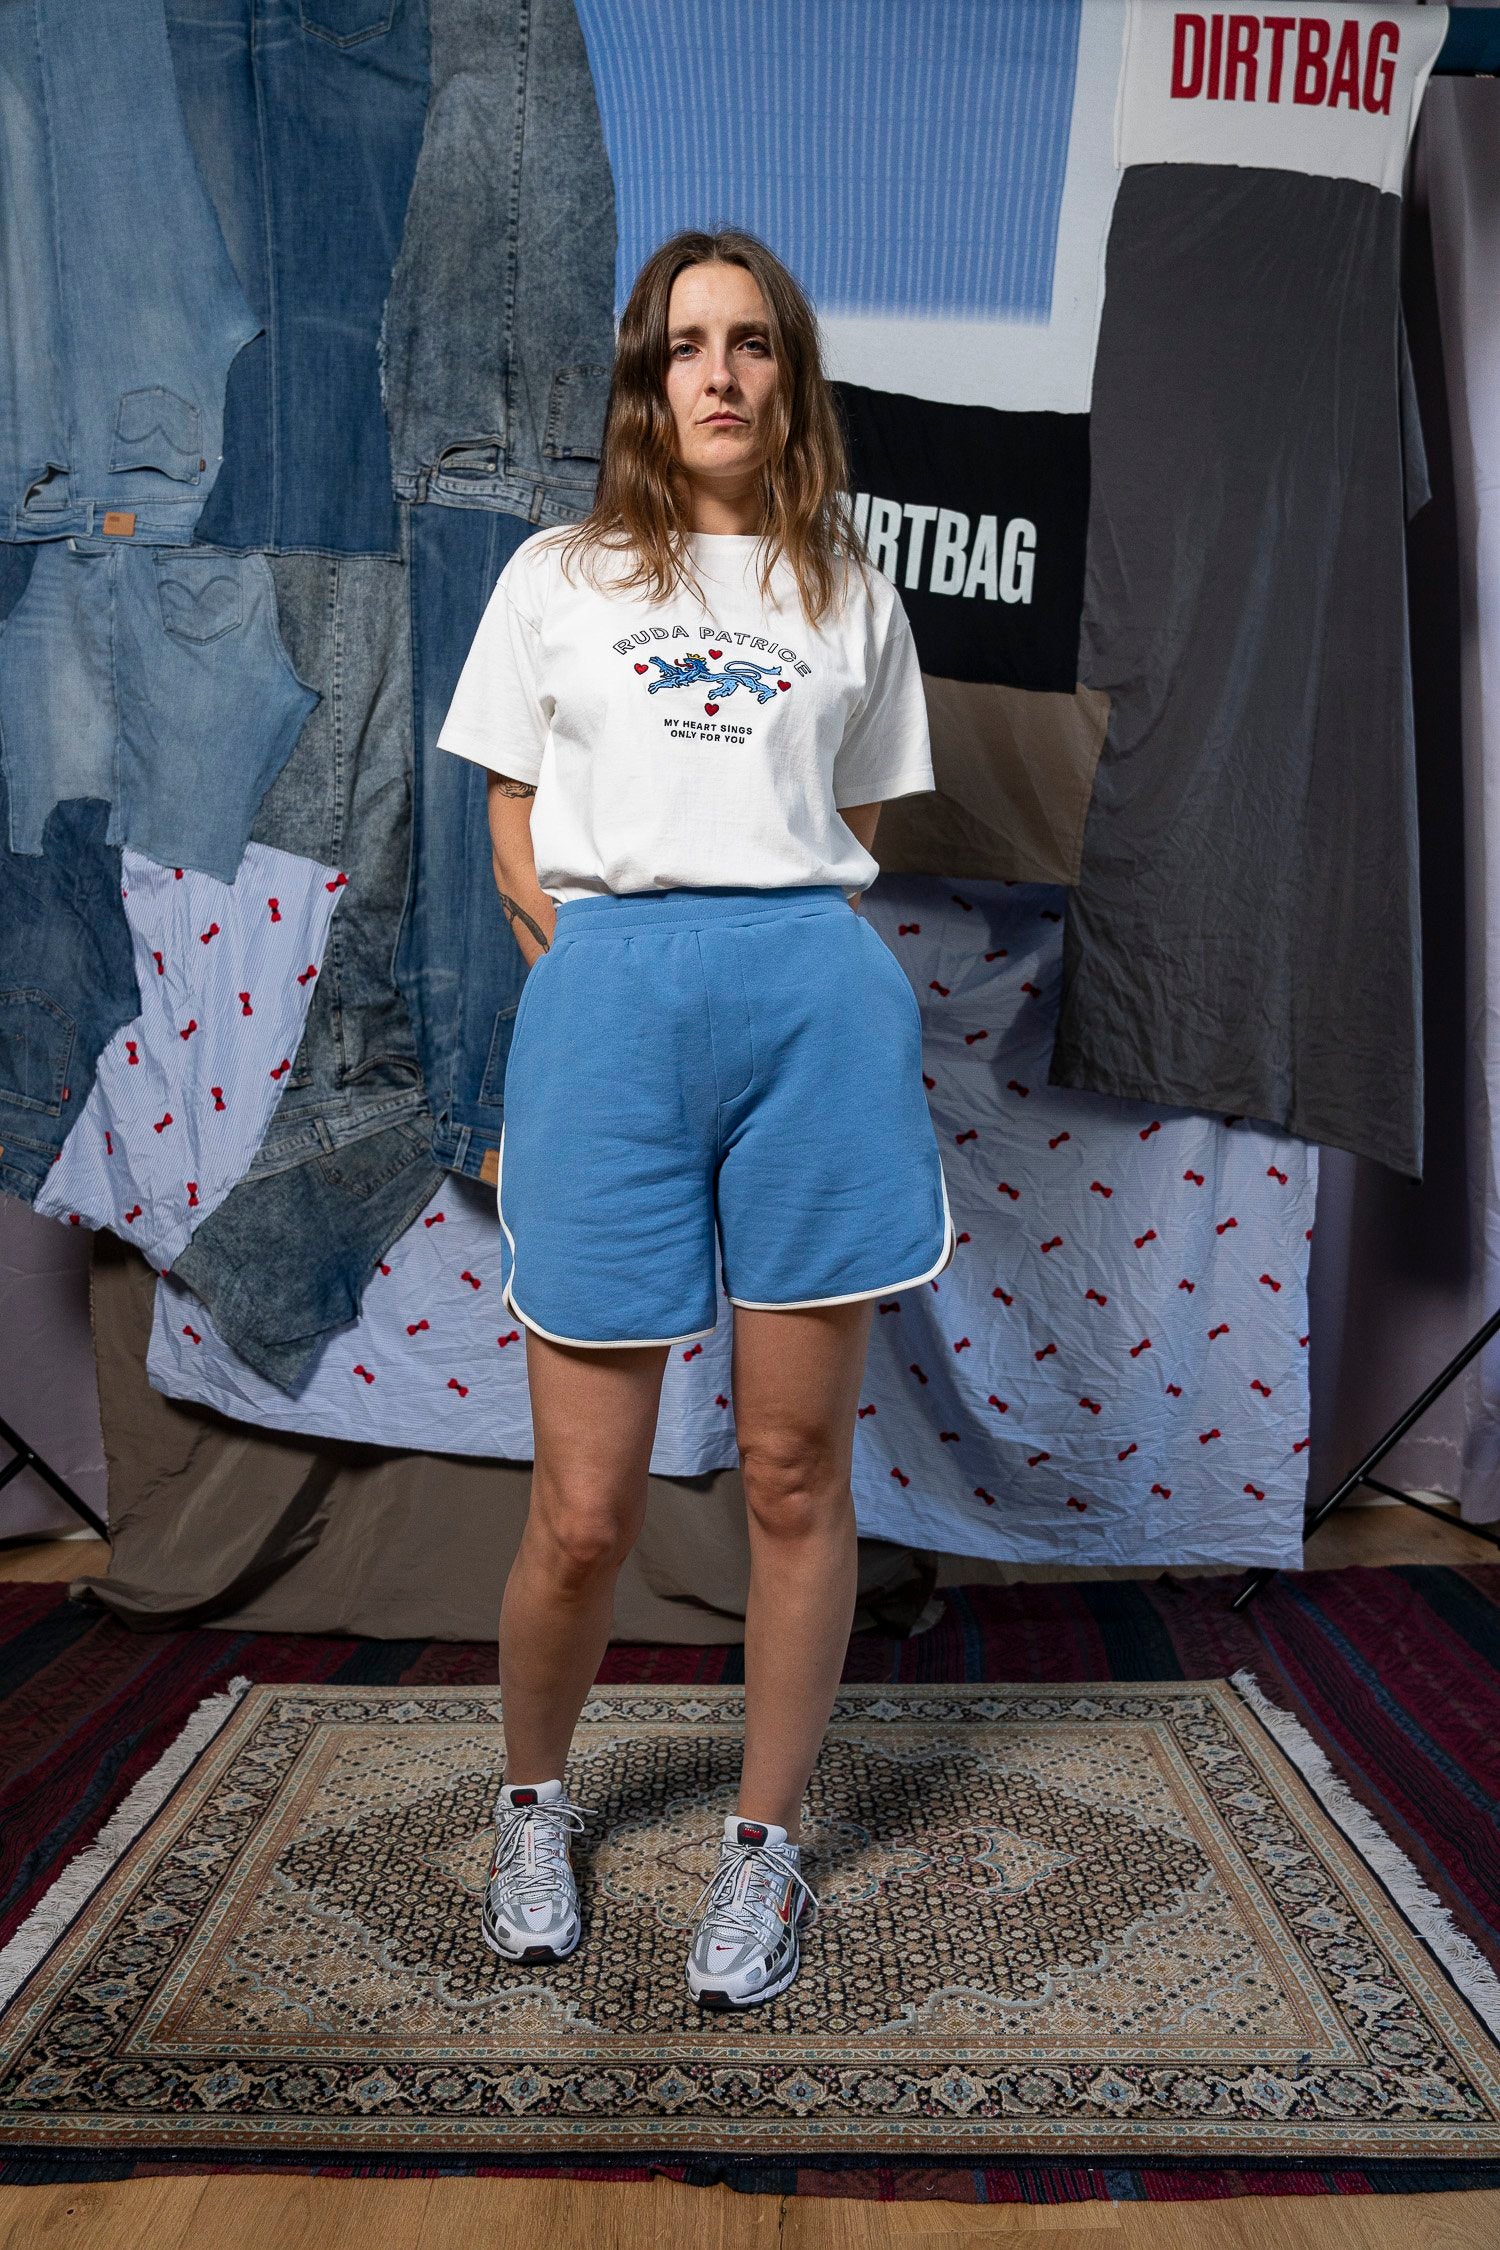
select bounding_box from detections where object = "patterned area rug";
[3,1675,1499,2165]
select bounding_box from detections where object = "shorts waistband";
[549,884,849,941]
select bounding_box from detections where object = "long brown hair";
[558,228,863,628]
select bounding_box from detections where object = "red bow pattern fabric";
[36,845,343,1267]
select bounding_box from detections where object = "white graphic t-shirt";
[435,527,934,902]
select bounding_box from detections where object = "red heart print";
[777,679,789,691]
[708,649,722,659]
[704,702,719,715]
[634,663,648,673]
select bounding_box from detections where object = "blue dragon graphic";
[644,652,782,703]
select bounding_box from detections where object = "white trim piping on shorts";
[495,1121,720,1351]
[726,1157,957,1313]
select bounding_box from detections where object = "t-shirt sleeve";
[831,592,934,808]
[434,562,550,786]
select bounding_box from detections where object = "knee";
[739,1431,846,1541]
[528,1484,639,1587]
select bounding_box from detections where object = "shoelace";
[685,1838,821,1946]
[488,1797,592,1909]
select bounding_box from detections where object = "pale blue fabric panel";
[574,0,1082,317]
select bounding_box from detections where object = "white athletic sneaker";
[480,1778,588,1963]
[684,1815,820,2010]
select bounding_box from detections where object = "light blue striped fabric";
[575,0,1082,319]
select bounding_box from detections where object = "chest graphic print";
[614,621,809,739]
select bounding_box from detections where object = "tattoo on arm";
[492,776,537,799]
[498,892,551,954]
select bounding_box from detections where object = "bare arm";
[840,800,881,912]
[486,772,556,966]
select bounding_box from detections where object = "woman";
[436,227,953,2010]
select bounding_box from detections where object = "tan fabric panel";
[80,1235,933,1643]
[875,679,1110,887]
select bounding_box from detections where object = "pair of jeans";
[0,540,318,880]
[379,0,616,527]
[163,0,431,557]
[396,504,535,1180]
[0,778,140,1205]
[171,551,444,1387]
[0,0,258,545]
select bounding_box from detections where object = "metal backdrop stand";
[1232,1307,1500,1611]
[0,1411,108,1540]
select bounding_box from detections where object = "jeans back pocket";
[0,991,75,1116]
[156,556,245,645]
[299,0,398,45]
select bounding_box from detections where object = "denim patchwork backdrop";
[164,0,431,556]
[170,552,445,1388]
[0,0,259,546]
[397,505,537,1182]
[379,0,616,528]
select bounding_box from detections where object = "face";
[663,261,779,491]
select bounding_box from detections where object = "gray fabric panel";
[1052,164,1424,1180]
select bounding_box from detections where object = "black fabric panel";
[834,383,1088,691]
[1051,163,1423,1180]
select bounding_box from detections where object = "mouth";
[700,414,748,428]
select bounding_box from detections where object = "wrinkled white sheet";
[150,876,1313,1564]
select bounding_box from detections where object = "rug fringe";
[1229,1667,1500,2038]
[0,1674,253,2011]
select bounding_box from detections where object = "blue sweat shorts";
[496,884,955,1348]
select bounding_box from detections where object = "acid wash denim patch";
[396,504,537,1180]
[170,552,444,1387]
[379,0,615,528]
[0,0,258,545]
[164,0,431,556]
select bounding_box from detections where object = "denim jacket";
[379,0,617,527]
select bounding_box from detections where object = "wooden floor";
[2,1507,1496,2249]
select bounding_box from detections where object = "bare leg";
[731,1298,875,1841]
[497,1331,670,1784]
